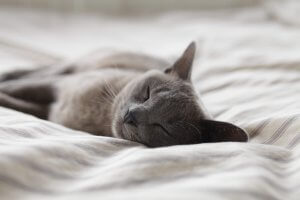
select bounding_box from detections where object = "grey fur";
[0,42,248,147]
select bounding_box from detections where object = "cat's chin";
[121,124,141,142]
[111,115,135,141]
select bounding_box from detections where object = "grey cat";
[0,42,248,147]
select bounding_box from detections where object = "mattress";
[0,1,300,199]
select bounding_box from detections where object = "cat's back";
[71,50,170,73]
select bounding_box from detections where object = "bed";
[0,1,300,199]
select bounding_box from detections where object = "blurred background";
[0,0,299,73]
[0,0,260,14]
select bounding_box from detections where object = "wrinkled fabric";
[0,2,300,199]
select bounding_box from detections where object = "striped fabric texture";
[0,2,300,200]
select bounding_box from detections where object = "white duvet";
[0,1,300,199]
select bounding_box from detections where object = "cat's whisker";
[99,94,113,104]
[91,90,114,106]
[90,95,112,106]
[103,86,114,100]
[103,77,117,99]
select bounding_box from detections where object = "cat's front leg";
[0,78,55,118]
[0,62,76,82]
[0,92,48,119]
[0,78,56,104]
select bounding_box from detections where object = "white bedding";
[0,1,300,199]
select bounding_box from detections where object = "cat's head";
[111,42,248,147]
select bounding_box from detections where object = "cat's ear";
[165,41,196,81]
[201,120,248,142]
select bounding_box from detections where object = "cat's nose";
[124,109,138,127]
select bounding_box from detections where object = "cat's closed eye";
[143,86,150,102]
[153,123,171,137]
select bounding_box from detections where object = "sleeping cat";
[0,42,248,147]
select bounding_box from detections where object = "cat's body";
[0,42,248,147]
[50,53,169,136]
[0,52,168,134]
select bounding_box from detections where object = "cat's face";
[112,42,248,147]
